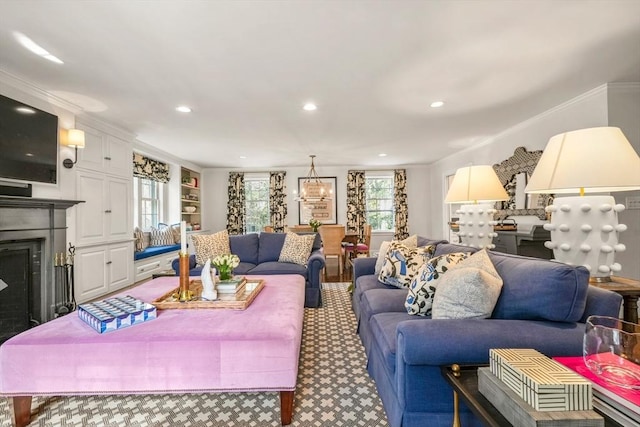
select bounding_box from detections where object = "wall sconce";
[526,127,640,282]
[445,165,509,249]
[61,128,85,169]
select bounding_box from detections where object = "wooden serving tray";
[152,279,264,310]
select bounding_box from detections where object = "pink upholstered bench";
[0,274,306,426]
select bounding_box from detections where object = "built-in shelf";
[180,167,201,229]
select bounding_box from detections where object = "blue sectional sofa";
[172,232,326,307]
[352,240,622,427]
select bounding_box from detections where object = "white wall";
[201,164,431,250]
[608,83,640,280]
[427,85,610,239]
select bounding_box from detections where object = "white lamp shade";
[445,165,509,203]
[526,127,640,194]
[65,128,85,148]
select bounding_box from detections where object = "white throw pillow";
[405,252,471,316]
[377,242,435,288]
[374,234,419,276]
[431,249,503,319]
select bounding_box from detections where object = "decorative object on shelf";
[526,127,640,282]
[182,176,198,187]
[184,206,197,213]
[61,128,85,169]
[211,253,240,281]
[445,165,509,249]
[199,259,218,301]
[583,315,640,390]
[309,218,322,232]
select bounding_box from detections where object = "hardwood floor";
[323,256,353,283]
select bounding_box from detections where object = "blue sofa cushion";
[134,244,180,261]
[258,232,286,263]
[370,312,425,378]
[234,262,256,275]
[488,251,589,322]
[250,261,308,278]
[230,233,259,265]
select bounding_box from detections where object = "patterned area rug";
[0,284,389,426]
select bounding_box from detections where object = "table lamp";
[445,165,509,249]
[526,127,640,282]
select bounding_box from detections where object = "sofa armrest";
[171,254,197,274]
[353,257,376,280]
[307,249,326,288]
[396,319,586,367]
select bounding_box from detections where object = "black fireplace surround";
[0,196,81,342]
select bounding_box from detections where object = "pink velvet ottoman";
[0,274,306,426]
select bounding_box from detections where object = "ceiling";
[1,0,639,169]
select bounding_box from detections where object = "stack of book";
[554,356,640,427]
[217,276,247,294]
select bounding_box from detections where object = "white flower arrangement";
[309,218,322,231]
[211,253,240,269]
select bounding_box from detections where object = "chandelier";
[295,155,332,202]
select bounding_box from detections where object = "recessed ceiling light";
[303,103,317,111]
[430,101,444,108]
[379,153,387,157]
[176,106,192,113]
[15,106,36,114]
[239,156,247,159]
[14,32,64,64]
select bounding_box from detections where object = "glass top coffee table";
[441,364,629,427]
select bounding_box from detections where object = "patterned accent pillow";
[405,252,471,316]
[432,249,503,319]
[133,227,145,252]
[191,230,231,266]
[377,242,435,288]
[279,232,315,265]
[149,225,174,247]
[170,223,181,244]
[374,234,419,276]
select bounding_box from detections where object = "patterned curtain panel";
[269,171,287,232]
[346,170,366,241]
[394,169,409,240]
[132,152,170,183]
[227,172,246,235]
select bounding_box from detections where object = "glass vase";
[218,266,233,281]
[583,315,640,389]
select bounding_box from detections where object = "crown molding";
[0,70,83,113]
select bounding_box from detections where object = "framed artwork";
[298,176,337,225]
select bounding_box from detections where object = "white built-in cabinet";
[74,122,134,303]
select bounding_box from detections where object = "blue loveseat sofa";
[352,240,622,427]
[172,232,326,308]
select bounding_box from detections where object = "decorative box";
[490,348,592,411]
[78,296,156,334]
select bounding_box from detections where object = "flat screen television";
[0,94,58,185]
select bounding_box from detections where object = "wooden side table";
[590,276,640,324]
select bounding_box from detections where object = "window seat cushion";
[134,244,181,261]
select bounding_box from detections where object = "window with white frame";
[133,177,165,230]
[365,172,395,232]
[245,174,270,233]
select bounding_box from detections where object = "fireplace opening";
[0,239,43,343]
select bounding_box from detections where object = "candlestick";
[178,252,192,301]
[180,220,187,254]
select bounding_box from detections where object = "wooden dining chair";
[344,223,372,261]
[318,225,346,278]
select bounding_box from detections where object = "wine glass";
[583,315,640,389]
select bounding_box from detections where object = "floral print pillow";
[405,252,471,316]
[377,242,435,288]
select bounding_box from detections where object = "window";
[245,175,270,233]
[365,173,395,231]
[133,177,165,229]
